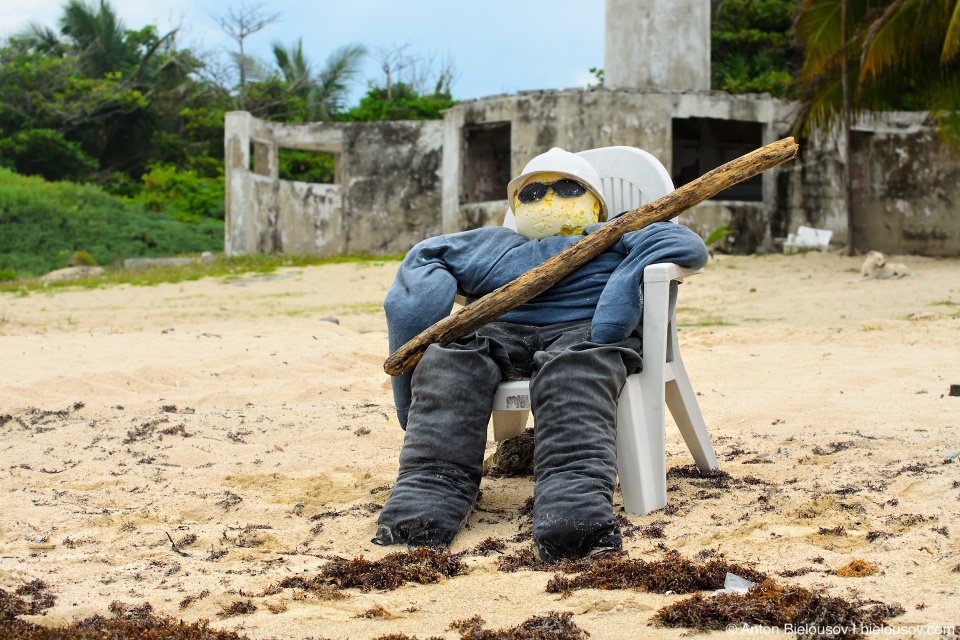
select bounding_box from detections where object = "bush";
[134,164,225,222]
[0,168,222,277]
[68,250,97,267]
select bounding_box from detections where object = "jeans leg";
[529,326,642,562]
[375,337,502,548]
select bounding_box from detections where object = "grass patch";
[0,253,402,294]
[930,299,958,307]
[0,168,222,277]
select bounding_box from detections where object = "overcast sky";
[2,0,606,105]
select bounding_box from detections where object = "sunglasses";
[517,178,588,204]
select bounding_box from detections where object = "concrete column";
[604,0,710,91]
[224,111,256,255]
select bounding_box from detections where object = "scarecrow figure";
[375,147,707,562]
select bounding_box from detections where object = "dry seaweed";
[652,578,901,638]
[318,547,465,592]
[266,574,346,600]
[0,605,261,640]
[818,525,847,536]
[483,429,536,477]
[545,550,767,595]
[0,579,57,619]
[356,605,397,619]
[496,547,599,574]
[216,600,256,617]
[836,560,879,578]
[812,441,855,455]
[449,612,590,640]
[468,537,508,556]
[178,590,210,609]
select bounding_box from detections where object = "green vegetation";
[711,0,799,97]
[0,0,458,279]
[793,0,960,146]
[0,249,400,294]
[0,168,221,277]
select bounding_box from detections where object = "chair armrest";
[643,263,704,283]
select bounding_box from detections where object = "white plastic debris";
[712,572,756,595]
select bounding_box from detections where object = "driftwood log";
[384,137,799,376]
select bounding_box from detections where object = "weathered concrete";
[605,0,710,92]
[441,88,793,253]
[439,90,959,256]
[224,112,442,257]
[850,115,960,256]
[224,96,960,259]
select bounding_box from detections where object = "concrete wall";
[850,115,960,256]
[224,95,959,259]
[224,112,442,257]
[440,90,959,257]
[605,0,710,92]
[441,88,792,254]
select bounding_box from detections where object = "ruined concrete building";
[224,0,960,258]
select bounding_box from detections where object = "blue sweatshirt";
[384,221,708,426]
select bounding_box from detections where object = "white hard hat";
[506,147,609,221]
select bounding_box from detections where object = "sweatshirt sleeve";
[384,227,527,428]
[384,237,459,429]
[589,222,708,344]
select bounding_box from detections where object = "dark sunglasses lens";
[550,179,587,197]
[517,180,588,204]
[518,182,548,204]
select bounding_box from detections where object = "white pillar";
[604,0,710,92]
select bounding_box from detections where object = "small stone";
[320,316,340,325]
[949,384,960,397]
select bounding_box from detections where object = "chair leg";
[492,411,529,442]
[665,356,719,473]
[616,374,667,515]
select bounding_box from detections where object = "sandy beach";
[1,251,958,639]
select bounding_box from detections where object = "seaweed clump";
[320,547,465,592]
[449,612,590,640]
[545,550,767,594]
[0,580,56,620]
[0,600,259,640]
[652,579,903,638]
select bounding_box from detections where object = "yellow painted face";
[513,171,602,240]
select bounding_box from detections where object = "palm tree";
[17,0,180,83]
[794,0,960,139]
[272,39,366,120]
[793,0,960,253]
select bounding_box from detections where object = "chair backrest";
[503,146,675,230]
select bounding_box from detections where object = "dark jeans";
[374,319,643,562]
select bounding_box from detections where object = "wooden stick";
[384,137,799,376]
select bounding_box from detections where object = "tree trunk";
[384,137,800,376]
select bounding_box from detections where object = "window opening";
[672,117,763,202]
[461,122,511,204]
[278,148,337,184]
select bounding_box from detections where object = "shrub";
[134,164,225,222]
[68,250,97,267]
[0,168,222,277]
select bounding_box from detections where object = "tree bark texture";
[384,137,799,376]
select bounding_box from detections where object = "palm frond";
[942,0,960,64]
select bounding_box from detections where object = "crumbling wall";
[224,112,442,257]
[441,89,794,253]
[441,91,958,256]
[225,97,958,259]
[850,117,960,256]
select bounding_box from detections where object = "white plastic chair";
[491,146,720,515]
